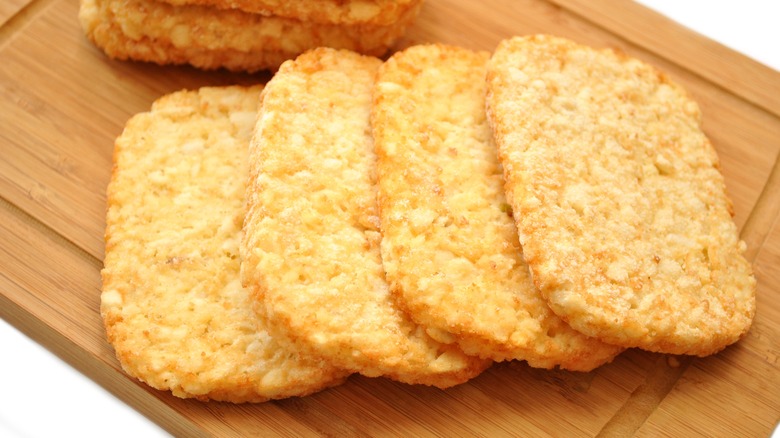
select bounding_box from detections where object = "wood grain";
[1,0,778,436]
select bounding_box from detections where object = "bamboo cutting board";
[1,0,779,436]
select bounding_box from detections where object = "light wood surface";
[1,0,778,436]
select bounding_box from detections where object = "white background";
[2,2,778,437]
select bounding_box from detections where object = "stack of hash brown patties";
[100,36,757,403]
[79,0,423,72]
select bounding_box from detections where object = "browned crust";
[79,0,422,72]
[241,48,490,388]
[158,0,422,26]
[102,85,348,402]
[485,35,756,356]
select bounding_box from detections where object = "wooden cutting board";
[1,0,778,436]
